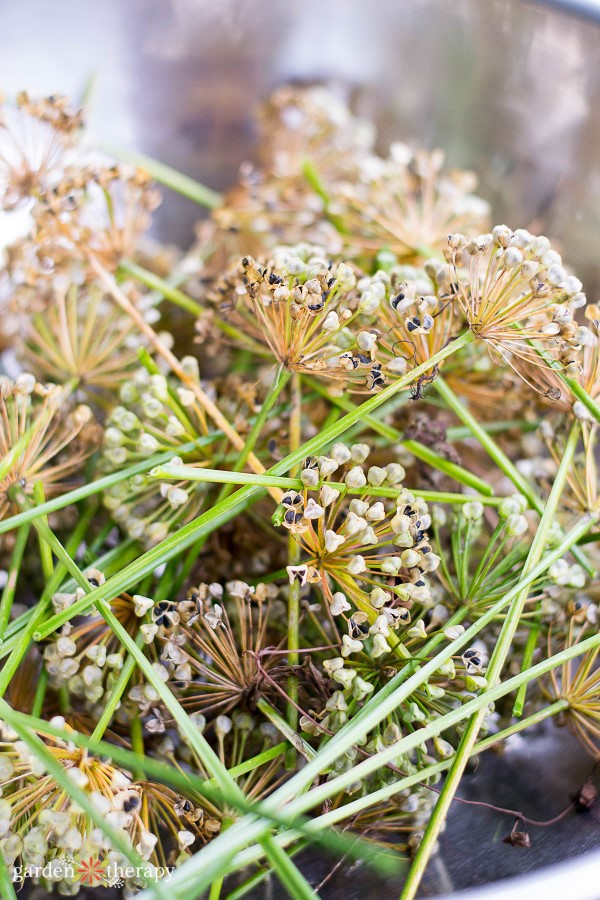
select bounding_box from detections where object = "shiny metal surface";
[3,1,600,896]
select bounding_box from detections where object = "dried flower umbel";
[330,145,490,263]
[0,92,83,211]
[155,581,283,719]
[543,617,600,759]
[349,262,458,382]
[0,374,93,521]
[218,245,384,390]
[44,579,157,710]
[29,164,161,278]
[192,85,373,276]
[278,444,440,628]
[20,284,143,397]
[0,727,156,881]
[444,227,588,387]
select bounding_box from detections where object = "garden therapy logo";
[10,854,173,886]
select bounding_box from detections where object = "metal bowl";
[3,0,600,896]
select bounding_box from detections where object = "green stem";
[100,143,223,208]
[31,667,49,717]
[563,375,600,424]
[0,524,30,643]
[302,157,330,205]
[130,706,145,780]
[120,260,268,352]
[257,698,316,761]
[435,376,538,507]
[208,818,233,900]
[513,613,542,717]
[0,417,47,481]
[400,421,580,900]
[33,482,53,579]
[90,634,144,742]
[403,438,494,496]
[226,845,308,900]
[287,372,302,767]
[0,845,17,900]
[122,260,202,314]
[446,419,539,440]
[527,332,600,426]
[260,833,318,900]
[150,465,502,507]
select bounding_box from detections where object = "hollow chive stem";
[149,464,503,507]
[286,371,303,768]
[33,482,53,580]
[0,524,30,644]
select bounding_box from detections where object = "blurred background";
[3,1,600,896]
[2,0,600,290]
